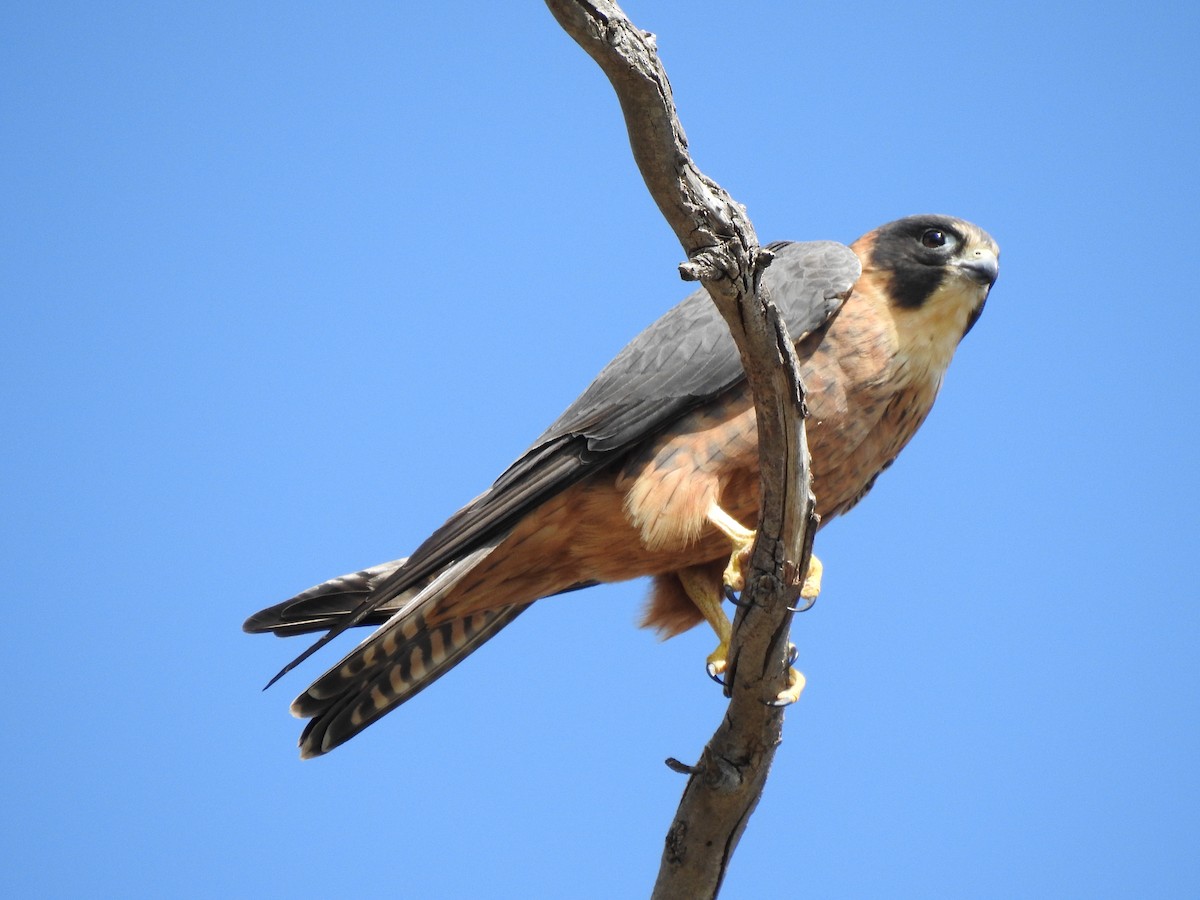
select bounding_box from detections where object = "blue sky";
[3,2,1198,897]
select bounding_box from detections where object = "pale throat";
[892,277,985,388]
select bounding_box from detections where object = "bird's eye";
[920,229,947,248]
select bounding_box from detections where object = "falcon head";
[854,214,1000,340]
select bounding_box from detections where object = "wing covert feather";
[532,240,861,451]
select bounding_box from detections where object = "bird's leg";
[706,502,756,593]
[679,562,807,704]
[678,566,732,683]
[703,501,815,705]
[708,501,824,604]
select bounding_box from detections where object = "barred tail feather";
[293,602,529,758]
[286,544,524,758]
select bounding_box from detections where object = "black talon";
[724,584,751,607]
[664,757,697,775]
[785,643,799,667]
[787,594,817,613]
[706,663,726,686]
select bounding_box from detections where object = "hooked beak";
[956,247,999,286]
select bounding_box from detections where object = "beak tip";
[959,254,999,286]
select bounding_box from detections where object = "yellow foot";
[705,640,729,683]
[678,566,733,685]
[722,538,754,593]
[801,554,823,601]
[707,503,756,593]
[770,666,807,707]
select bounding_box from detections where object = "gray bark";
[544,3,819,897]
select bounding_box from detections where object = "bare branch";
[545,2,819,896]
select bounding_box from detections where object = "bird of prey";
[246,214,999,759]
